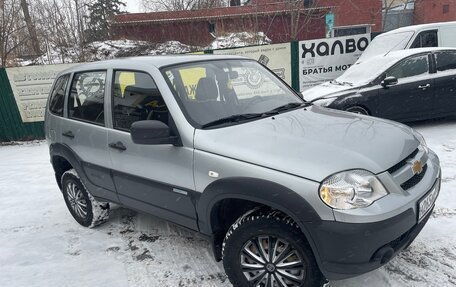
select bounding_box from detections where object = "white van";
[357,21,456,63]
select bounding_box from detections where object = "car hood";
[194,106,419,182]
[302,82,359,102]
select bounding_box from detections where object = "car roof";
[379,21,456,36]
[382,47,456,59]
[338,47,456,86]
[58,54,248,75]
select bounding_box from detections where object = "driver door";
[107,70,197,230]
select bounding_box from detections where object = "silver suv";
[45,55,441,287]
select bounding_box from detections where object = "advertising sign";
[6,64,77,122]
[214,43,292,85]
[299,34,370,91]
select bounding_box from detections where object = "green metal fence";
[0,68,44,142]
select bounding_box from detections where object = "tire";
[222,208,325,287]
[61,169,110,228]
[345,106,369,115]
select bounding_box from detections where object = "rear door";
[433,51,456,114]
[60,70,117,202]
[107,70,197,230]
[377,53,435,121]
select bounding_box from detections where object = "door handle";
[109,141,127,151]
[418,84,430,90]
[62,131,75,138]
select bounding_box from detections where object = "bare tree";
[0,0,29,66]
[20,0,40,56]
[141,0,228,11]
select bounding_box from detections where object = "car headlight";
[319,170,388,210]
[313,97,336,107]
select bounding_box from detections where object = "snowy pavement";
[1,118,455,287]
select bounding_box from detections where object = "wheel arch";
[197,177,323,265]
[49,143,119,203]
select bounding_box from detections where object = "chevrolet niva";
[45,55,441,287]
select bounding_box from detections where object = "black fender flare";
[196,177,323,265]
[49,143,119,203]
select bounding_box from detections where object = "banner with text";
[299,34,370,91]
[214,43,292,85]
[6,64,77,122]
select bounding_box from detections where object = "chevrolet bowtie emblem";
[412,160,423,175]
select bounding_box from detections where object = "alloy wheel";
[66,181,88,219]
[240,235,305,287]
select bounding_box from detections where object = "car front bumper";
[305,152,441,280]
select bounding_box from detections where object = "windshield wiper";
[201,113,265,128]
[266,102,310,114]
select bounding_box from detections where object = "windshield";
[337,56,400,86]
[162,60,303,128]
[357,31,414,62]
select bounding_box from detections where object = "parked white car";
[357,21,456,63]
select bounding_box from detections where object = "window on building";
[443,4,450,14]
[112,71,168,131]
[49,74,70,116]
[208,22,216,34]
[68,71,106,125]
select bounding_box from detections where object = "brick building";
[113,0,382,46]
[414,0,456,24]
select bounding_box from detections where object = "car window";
[68,71,106,125]
[113,71,168,131]
[385,55,429,80]
[48,74,70,116]
[163,60,301,127]
[410,30,438,48]
[435,52,456,72]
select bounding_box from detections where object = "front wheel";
[222,209,325,287]
[61,169,110,228]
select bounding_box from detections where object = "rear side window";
[48,74,69,116]
[410,30,438,48]
[68,71,106,125]
[386,55,429,80]
[112,71,168,131]
[435,52,456,72]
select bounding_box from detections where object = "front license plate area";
[418,180,440,222]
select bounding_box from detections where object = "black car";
[304,47,456,122]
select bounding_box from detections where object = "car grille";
[388,148,419,174]
[400,164,428,190]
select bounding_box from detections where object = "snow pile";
[22,40,199,65]
[16,32,271,66]
[209,32,271,49]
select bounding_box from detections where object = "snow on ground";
[208,32,271,50]
[0,118,455,287]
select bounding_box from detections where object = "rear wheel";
[345,106,369,115]
[222,209,325,287]
[61,169,110,227]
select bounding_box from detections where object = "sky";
[123,0,142,13]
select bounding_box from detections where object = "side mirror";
[381,76,398,88]
[131,120,179,145]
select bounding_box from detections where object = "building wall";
[114,0,382,46]
[414,0,456,24]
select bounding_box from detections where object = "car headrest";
[196,77,218,101]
